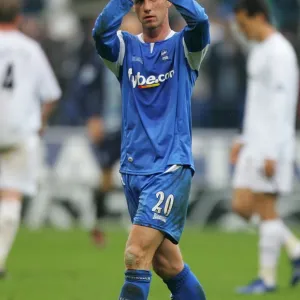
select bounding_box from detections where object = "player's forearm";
[170,0,210,52]
[41,101,57,128]
[92,0,133,61]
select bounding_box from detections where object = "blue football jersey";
[93,0,210,175]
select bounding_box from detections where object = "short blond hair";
[0,0,21,23]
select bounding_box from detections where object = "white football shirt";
[0,30,61,147]
[241,32,299,160]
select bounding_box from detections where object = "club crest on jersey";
[161,49,169,61]
[128,68,175,89]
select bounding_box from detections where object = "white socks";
[0,200,22,270]
[279,220,300,259]
[259,220,282,287]
[259,219,300,287]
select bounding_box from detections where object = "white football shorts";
[0,135,41,196]
[232,147,294,194]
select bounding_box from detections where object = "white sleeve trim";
[183,38,208,71]
[102,30,125,77]
[164,165,182,173]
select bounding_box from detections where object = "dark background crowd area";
[21,0,300,129]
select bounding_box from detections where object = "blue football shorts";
[121,165,192,244]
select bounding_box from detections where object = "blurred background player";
[93,0,209,299]
[0,0,61,277]
[62,13,141,246]
[230,0,300,294]
[62,21,121,246]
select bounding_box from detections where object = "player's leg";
[120,174,154,300]
[153,239,206,299]
[237,159,300,293]
[253,159,300,288]
[91,167,113,246]
[255,198,300,287]
[232,152,277,293]
[119,225,164,299]
[94,169,113,224]
[279,221,300,287]
[0,189,22,277]
[231,148,256,220]
[119,166,198,299]
[0,136,39,276]
[253,192,281,290]
[235,191,281,293]
[119,174,160,299]
[275,161,300,285]
[232,188,255,220]
[91,131,120,246]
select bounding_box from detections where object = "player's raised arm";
[170,0,210,70]
[92,0,133,76]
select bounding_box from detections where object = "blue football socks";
[119,270,152,300]
[164,264,206,300]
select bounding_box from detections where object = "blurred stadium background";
[1,1,300,299]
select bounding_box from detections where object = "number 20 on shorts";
[152,191,174,217]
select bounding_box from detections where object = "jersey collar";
[137,30,176,43]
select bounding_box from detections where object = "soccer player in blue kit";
[93,0,210,299]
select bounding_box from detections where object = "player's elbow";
[195,20,210,49]
[93,37,119,63]
[92,25,105,42]
[185,20,210,52]
[92,27,99,40]
[92,26,121,62]
[188,17,209,31]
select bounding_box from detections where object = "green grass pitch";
[0,227,299,299]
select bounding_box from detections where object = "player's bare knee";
[232,198,242,214]
[124,245,147,269]
[232,189,254,219]
[232,198,251,219]
[254,193,278,220]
